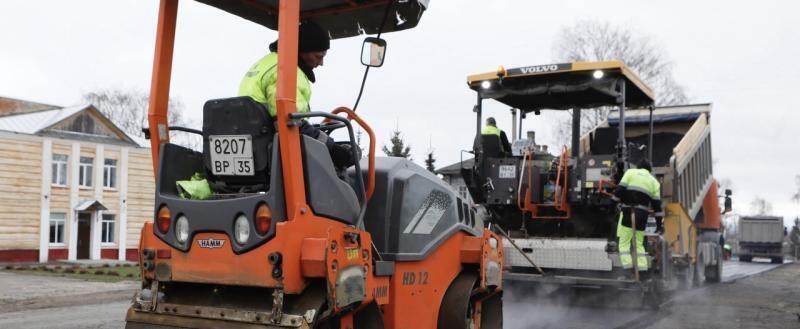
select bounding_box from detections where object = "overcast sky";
[1,0,799,222]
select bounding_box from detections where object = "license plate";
[498,165,516,179]
[209,135,254,176]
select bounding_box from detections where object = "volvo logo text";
[198,238,225,249]
[519,64,560,74]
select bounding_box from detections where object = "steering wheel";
[313,121,346,133]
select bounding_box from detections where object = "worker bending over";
[481,117,512,155]
[239,20,354,168]
[613,159,663,275]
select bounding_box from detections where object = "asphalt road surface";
[721,257,785,282]
[503,258,788,329]
[0,259,788,329]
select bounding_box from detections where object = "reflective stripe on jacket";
[238,52,311,117]
[481,125,501,136]
[618,168,661,201]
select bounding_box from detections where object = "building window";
[49,213,66,244]
[79,157,93,187]
[103,159,117,188]
[52,154,68,186]
[458,185,469,199]
[101,214,115,244]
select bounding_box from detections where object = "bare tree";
[749,196,773,216]
[792,174,800,204]
[82,88,200,150]
[551,20,690,145]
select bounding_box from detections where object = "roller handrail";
[554,146,569,212]
[324,107,376,202]
[519,146,571,219]
[518,149,532,212]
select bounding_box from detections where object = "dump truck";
[459,62,732,306]
[738,216,785,264]
[125,1,503,328]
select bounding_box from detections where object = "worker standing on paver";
[613,159,663,275]
[481,117,512,155]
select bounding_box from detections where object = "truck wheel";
[694,252,706,286]
[739,256,751,262]
[771,257,783,264]
[705,246,722,283]
[705,263,721,283]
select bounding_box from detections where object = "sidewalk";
[1,259,137,269]
[56,259,138,267]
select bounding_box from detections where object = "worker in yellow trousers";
[613,159,663,274]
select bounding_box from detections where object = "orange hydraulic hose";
[328,107,376,202]
[554,146,569,212]
[560,146,569,211]
[517,150,530,212]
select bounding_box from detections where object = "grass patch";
[4,265,141,282]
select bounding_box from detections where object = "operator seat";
[202,97,274,193]
[590,127,618,155]
[479,134,504,158]
[202,97,359,224]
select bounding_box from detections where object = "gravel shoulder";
[649,263,800,329]
[0,271,136,313]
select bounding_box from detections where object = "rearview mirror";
[361,37,387,67]
[723,196,732,214]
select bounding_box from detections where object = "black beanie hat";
[298,20,330,52]
[269,20,330,53]
[637,158,652,172]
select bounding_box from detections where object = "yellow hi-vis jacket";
[238,52,311,117]
[481,125,502,136]
[617,168,661,203]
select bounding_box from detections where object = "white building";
[0,97,154,262]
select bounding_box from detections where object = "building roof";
[0,96,60,116]
[0,103,142,146]
[0,104,88,134]
[436,157,474,176]
[74,199,108,211]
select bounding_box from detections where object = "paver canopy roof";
[196,0,429,39]
[467,61,655,112]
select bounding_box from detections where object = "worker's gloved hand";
[330,143,357,168]
[299,120,337,148]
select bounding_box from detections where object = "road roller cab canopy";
[196,0,429,39]
[466,61,655,112]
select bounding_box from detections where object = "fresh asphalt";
[503,258,789,329]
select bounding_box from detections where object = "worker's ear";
[361,37,387,67]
